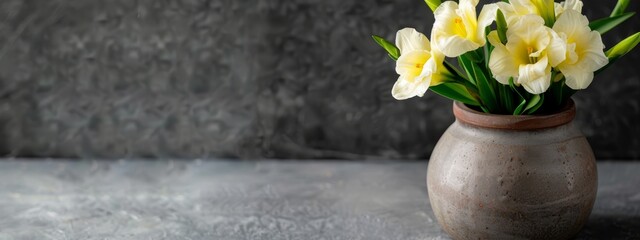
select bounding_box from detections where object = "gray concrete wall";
[0,0,638,159]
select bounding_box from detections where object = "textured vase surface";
[427,100,597,240]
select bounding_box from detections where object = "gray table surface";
[0,160,638,240]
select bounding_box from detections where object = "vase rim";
[453,100,576,130]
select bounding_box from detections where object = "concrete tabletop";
[0,160,638,239]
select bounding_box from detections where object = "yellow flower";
[488,15,566,94]
[432,0,498,57]
[553,10,608,89]
[392,28,447,100]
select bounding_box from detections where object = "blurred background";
[0,0,637,160]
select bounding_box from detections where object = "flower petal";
[395,50,431,78]
[488,32,518,85]
[565,41,579,64]
[579,31,608,71]
[395,28,431,54]
[421,50,444,86]
[552,9,588,39]
[414,78,431,97]
[554,2,564,16]
[548,30,567,67]
[495,2,518,25]
[510,0,538,16]
[478,3,498,28]
[391,76,418,100]
[435,35,480,57]
[459,0,479,8]
[434,0,459,18]
[433,1,462,37]
[562,0,583,13]
[508,14,546,39]
[560,64,593,89]
[391,75,430,100]
[519,56,551,94]
[459,0,479,41]
[476,3,499,45]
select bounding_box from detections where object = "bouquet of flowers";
[373,0,639,115]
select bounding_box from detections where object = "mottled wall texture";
[0,0,638,159]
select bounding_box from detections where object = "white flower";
[392,28,446,100]
[553,10,608,90]
[488,15,566,94]
[432,0,498,57]
[555,0,583,16]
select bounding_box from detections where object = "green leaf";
[443,60,467,82]
[509,78,528,115]
[513,99,527,115]
[523,94,544,115]
[466,50,483,63]
[460,53,498,112]
[607,32,640,60]
[472,63,497,112]
[589,12,635,35]
[443,61,481,99]
[372,35,400,61]
[457,55,475,84]
[483,27,493,71]
[550,73,564,107]
[499,84,514,112]
[509,78,523,99]
[611,0,631,17]
[424,0,442,12]
[597,32,640,75]
[430,83,480,106]
[496,10,508,44]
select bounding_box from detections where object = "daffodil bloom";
[488,15,566,94]
[553,10,608,90]
[392,28,449,100]
[554,0,583,16]
[432,0,498,57]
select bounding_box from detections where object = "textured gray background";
[0,0,638,159]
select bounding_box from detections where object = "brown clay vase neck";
[453,100,576,130]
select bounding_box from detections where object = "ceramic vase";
[427,100,597,240]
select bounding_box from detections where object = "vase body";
[427,101,597,240]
